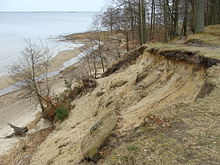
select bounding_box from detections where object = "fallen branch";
[1,123,28,139]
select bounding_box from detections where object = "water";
[0,12,96,76]
[0,44,99,96]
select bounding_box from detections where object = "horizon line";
[0,10,99,13]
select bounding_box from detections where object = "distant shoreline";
[0,47,81,96]
[0,11,98,13]
[0,30,94,96]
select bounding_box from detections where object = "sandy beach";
[0,46,82,155]
[0,75,12,91]
[0,47,81,90]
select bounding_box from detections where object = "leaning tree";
[10,40,55,121]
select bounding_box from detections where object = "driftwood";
[1,123,28,139]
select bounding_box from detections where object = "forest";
[64,0,220,81]
[99,0,220,44]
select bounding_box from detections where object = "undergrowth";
[55,104,70,122]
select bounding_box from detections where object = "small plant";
[55,104,69,122]
[127,145,139,152]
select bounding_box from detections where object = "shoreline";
[0,45,82,96]
[0,30,91,93]
[0,35,88,156]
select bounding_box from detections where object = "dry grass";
[186,25,220,47]
[65,31,121,42]
[102,65,220,165]
[204,25,220,36]
[146,25,220,61]
[146,41,220,61]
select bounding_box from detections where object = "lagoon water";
[0,12,96,76]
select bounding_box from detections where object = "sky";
[0,0,106,12]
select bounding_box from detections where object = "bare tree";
[92,15,106,72]
[9,40,54,120]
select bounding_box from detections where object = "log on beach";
[1,123,28,139]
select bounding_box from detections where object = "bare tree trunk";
[31,59,47,116]
[138,0,143,45]
[218,0,220,24]
[164,0,169,41]
[128,0,135,40]
[125,9,130,52]
[205,0,209,25]
[97,29,105,72]
[194,0,205,33]
[93,55,97,79]
[138,0,146,44]
[142,0,147,43]
[182,0,189,36]
[150,0,155,40]
[173,0,179,37]
[91,44,97,79]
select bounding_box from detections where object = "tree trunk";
[128,0,135,40]
[205,0,209,25]
[97,30,105,72]
[5,123,28,138]
[138,0,147,45]
[182,0,189,36]
[218,0,220,24]
[142,0,147,43]
[150,0,155,40]
[173,0,179,37]
[194,0,205,33]
[164,0,169,41]
[93,56,97,79]
[138,0,143,45]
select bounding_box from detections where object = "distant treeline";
[97,0,220,43]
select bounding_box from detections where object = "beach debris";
[1,123,28,139]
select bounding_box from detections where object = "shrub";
[55,104,69,122]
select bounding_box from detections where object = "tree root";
[1,123,28,139]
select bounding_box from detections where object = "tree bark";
[164,0,169,41]
[182,0,189,36]
[142,0,147,43]
[138,0,147,45]
[150,0,155,40]
[173,0,179,37]
[128,0,135,40]
[194,0,205,33]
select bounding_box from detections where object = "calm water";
[0,12,96,76]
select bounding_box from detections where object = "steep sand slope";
[4,25,219,165]
[101,65,220,165]
[29,45,210,165]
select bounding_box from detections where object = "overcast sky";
[0,0,106,12]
